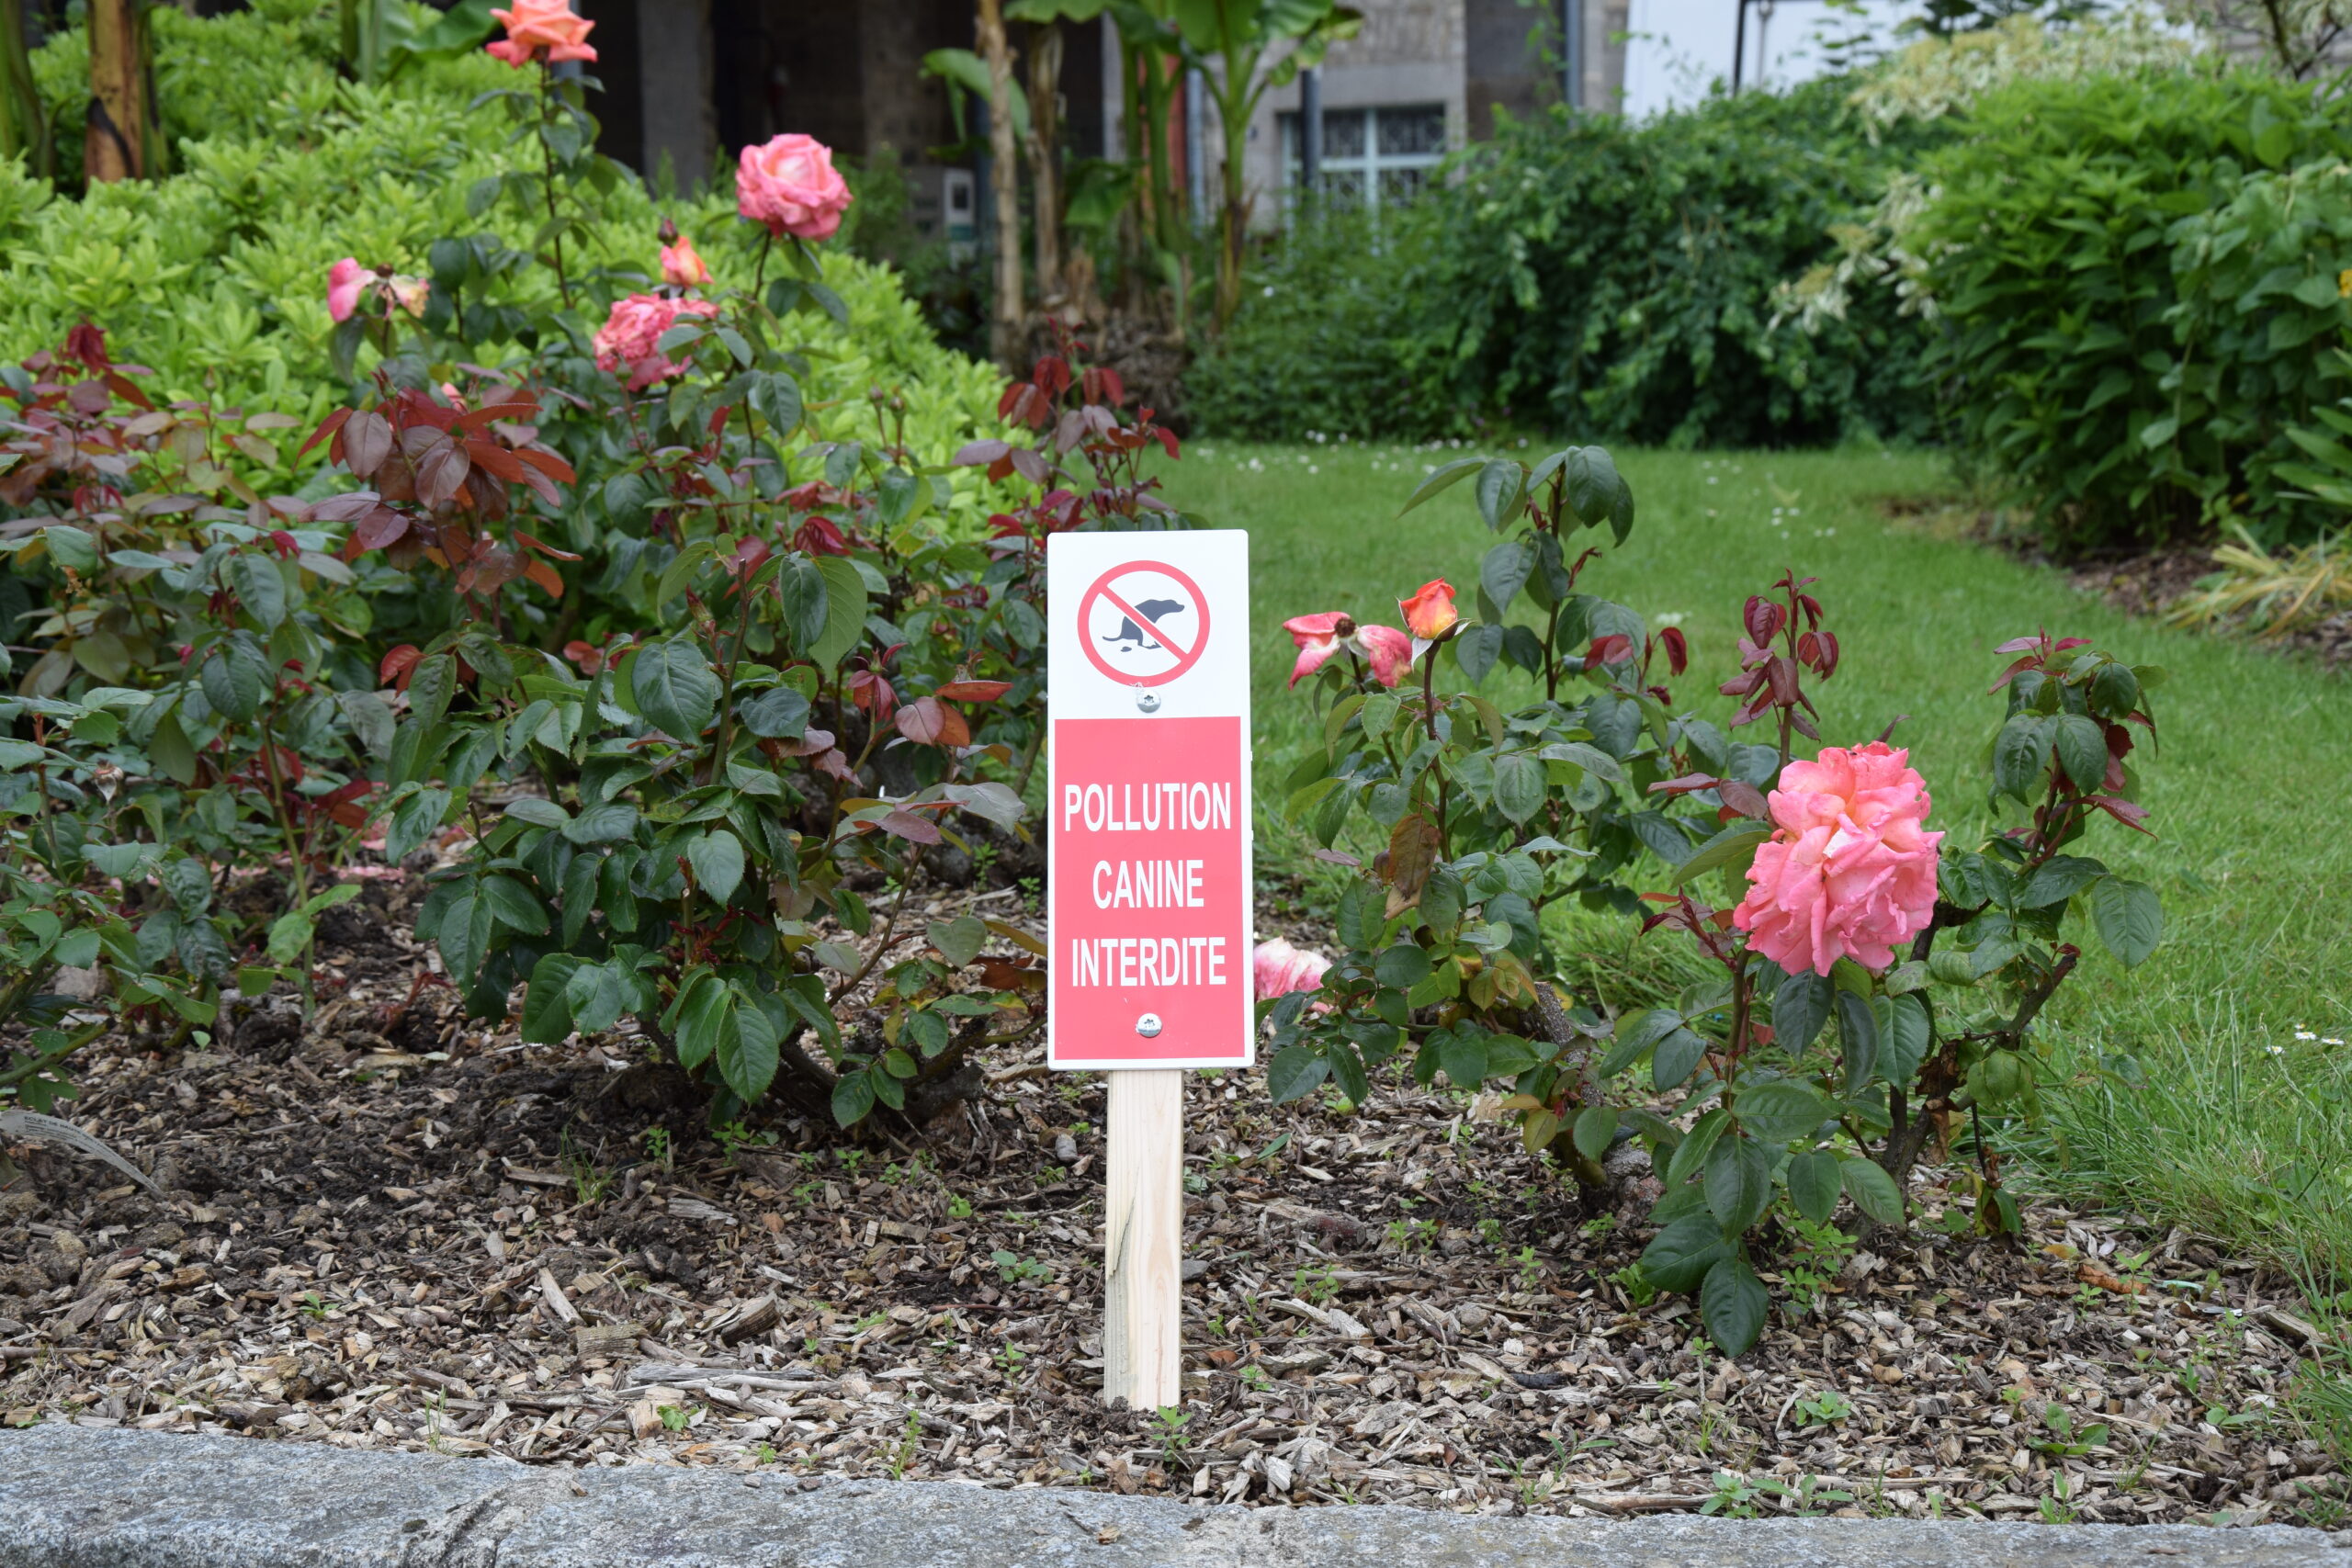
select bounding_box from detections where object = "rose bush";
[1264,447,2169,1354]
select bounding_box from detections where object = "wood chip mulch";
[4,875,2346,1530]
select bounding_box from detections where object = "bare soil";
[2,874,2345,1529]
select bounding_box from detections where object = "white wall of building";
[1620,0,1916,118]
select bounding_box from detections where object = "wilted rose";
[1283,612,1413,688]
[326,258,374,323]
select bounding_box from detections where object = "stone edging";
[0,1425,2341,1567]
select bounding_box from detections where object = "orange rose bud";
[1399,579,1459,640]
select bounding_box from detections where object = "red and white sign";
[1047,533,1252,1070]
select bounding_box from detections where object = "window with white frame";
[1277,103,1445,218]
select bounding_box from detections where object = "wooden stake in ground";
[1101,1069,1182,1410]
[84,0,149,183]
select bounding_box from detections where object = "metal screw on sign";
[1135,1013,1163,1038]
[1134,686,1160,713]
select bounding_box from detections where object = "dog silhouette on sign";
[1102,597,1186,653]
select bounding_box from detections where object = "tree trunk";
[1210,76,1251,333]
[975,0,1023,371]
[0,0,51,180]
[85,0,149,184]
[1023,21,1064,312]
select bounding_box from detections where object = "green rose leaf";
[2088,874,2163,968]
[632,637,720,740]
[1699,1256,1769,1357]
[1840,1156,1905,1225]
[687,829,746,903]
[1787,1147,1843,1224]
[1640,1213,1734,1294]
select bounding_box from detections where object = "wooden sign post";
[1046,533,1253,1411]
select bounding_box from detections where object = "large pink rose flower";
[1734,741,1943,976]
[486,0,596,66]
[1253,938,1330,1003]
[593,293,719,391]
[737,133,853,242]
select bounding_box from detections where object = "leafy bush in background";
[1913,68,2352,550]
[0,6,1001,468]
[1192,79,1950,449]
[1182,207,1474,443]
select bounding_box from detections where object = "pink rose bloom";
[326,258,375,323]
[1734,741,1944,976]
[486,0,596,66]
[1253,938,1330,1003]
[738,133,853,242]
[1283,612,1414,688]
[593,293,720,391]
[660,234,711,288]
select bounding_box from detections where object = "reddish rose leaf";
[343,409,392,478]
[379,645,422,688]
[415,439,472,508]
[896,697,969,749]
[951,439,1012,467]
[514,446,576,484]
[463,437,527,483]
[934,680,1011,703]
[513,528,582,562]
[352,506,409,551]
[307,491,382,524]
[877,808,943,844]
[453,401,540,434]
[1720,780,1771,819]
[300,406,353,459]
[523,557,565,598]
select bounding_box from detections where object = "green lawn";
[1164,439,2352,1285]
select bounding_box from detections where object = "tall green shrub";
[1184,206,1473,441]
[1192,80,1948,447]
[1912,69,2352,549]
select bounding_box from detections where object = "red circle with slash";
[1077,560,1211,689]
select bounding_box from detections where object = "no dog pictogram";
[1077,560,1210,688]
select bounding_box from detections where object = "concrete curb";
[0,1426,2340,1567]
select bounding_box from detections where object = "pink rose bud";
[660,234,711,288]
[1400,579,1460,640]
